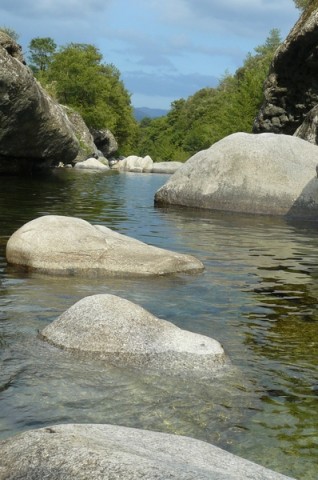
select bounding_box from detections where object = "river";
[0,169,317,479]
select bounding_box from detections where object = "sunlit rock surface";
[6,215,204,276]
[74,158,109,170]
[155,132,318,216]
[0,424,295,480]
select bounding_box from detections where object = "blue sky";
[0,0,300,110]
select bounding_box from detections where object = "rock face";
[74,158,109,171]
[6,215,204,276]
[151,161,183,174]
[0,33,79,175]
[63,106,99,163]
[294,104,318,144]
[0,31,25,64]
[41,294,226,374]
[154,132,318,216]
[113,154,153,172]
[253,8,318,135]
[0,423,295,480]
[90,128,118,157]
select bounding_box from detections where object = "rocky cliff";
[0,33,79,175]
[253,7,318,135]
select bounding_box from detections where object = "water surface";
[0,169,317,479]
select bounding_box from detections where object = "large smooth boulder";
[114,155,153,172]
[253,8,318,136]
[0,423,295,480]
[151,161,183,174]
[6,215,203,276]
[0,34,79,175]
[154,132,318,216]
[41,294,227,374]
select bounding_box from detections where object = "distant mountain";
[134,107,169,121]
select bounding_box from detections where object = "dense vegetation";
[28,39,138,155]
[0,1,315,161]
[136,29,282,162]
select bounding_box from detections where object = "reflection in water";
[0,171,318,479]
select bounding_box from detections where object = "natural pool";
[0,169,317,479]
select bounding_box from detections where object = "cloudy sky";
[0,0,300,110]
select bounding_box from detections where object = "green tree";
[28,37,57,72]
[0,26,19,41]
[41,42,137,153]
[135,29,282,161]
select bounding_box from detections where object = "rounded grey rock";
[6,215,204,276]
[155,132,318,216]
[40,294,227,375]
[0,423,295,480]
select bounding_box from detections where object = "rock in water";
[154,132,318,216]
[0,423,296,479]
[41,294,227,375]
[6,215,203,276]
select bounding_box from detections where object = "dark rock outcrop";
[90,127,118,157]
[0,33,79,175]
[253,8,318,135]
[294,104,318,144]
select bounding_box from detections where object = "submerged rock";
[41,294,227,375]
[6,215,203,276]
[0,423,295,480]
[154,132,318,216]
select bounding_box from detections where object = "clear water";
[0,169,317,479]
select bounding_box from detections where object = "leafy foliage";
[32,41,138,154]
[136,29,282,162]
[28,37,57,72]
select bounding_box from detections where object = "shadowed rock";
[155,132,318,216]
[254,8,318,136]
[0,34,79,174]
[0,423,295,479]
[6,215,204,276]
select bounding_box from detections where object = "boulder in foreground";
[6,215,203,276]
[155,132,318,216]
[0,423,295,480]
[41,294,227,375]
